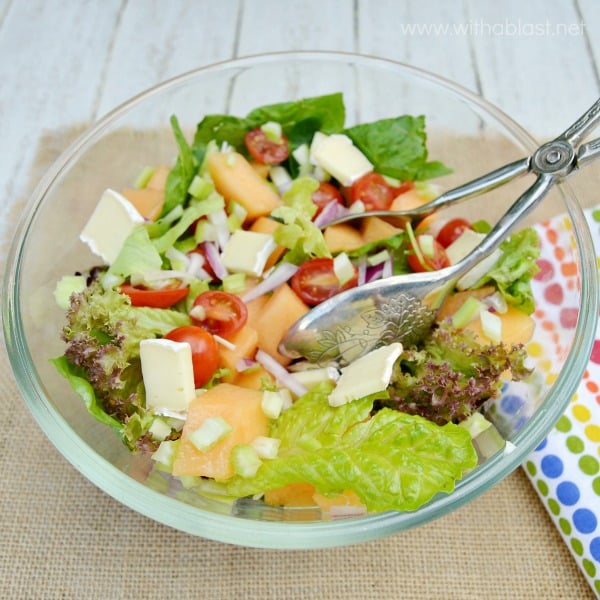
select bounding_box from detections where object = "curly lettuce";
[52,280,190,446]
[384,323,532,425]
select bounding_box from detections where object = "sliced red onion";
[241,262,299,303]
[213,334,236,351]
[255,349,308,397]
[313,200,349,228]
[202,241,229,281]
[357,256,367,286]
[236,357,258,372]
[365,263,385,283]
[208,208,230,248]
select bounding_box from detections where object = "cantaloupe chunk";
[324,223,364,253]
[172,383,269,480]
[207,152,282,222]
[234,365,275,390]
[312,489,366,512]
[390,188,430,212]
[245,294,270,330]
[146,165,171,191]
[250,162,270,178]
[465,305,536,346]
[218,325,259,382]
[360,216,403,244]
[264,483,318,507]
[254,283,310,365]
[120,187,164,221]
[249,216,286,269]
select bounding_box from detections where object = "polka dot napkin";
[523,206,600,596]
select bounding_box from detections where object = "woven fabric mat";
[0,128,597,600]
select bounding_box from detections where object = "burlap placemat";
[0,128,596,600]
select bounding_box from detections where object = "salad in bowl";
[51,91,539,515]
[5,52,594,548]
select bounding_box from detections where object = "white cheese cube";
[445,229,486,265]
[140,339,196,412]
[221,230,276,276]
[310,133,373,186]
[80,188,145,264]
[328,342,403,407]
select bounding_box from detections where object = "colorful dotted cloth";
[523,206,600,597]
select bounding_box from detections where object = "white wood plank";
[578,0,600,85]
[95,0,242,119]
[466,0,598,139]
[358,0,480,92]
[0,0,122,223]
[236,0,355,54]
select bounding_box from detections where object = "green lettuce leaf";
[222,386,476,511]
[108,226,163,280]
[54,281,190,447]
[344,115,452,181]
[162,115,199,216]
[280,176,319,219]
[50,356,122,431]
[192,92,345,159]
[471,228,541,314]
[152,194,224,254]
[271,205,331,264]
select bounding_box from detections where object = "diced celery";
[148,417,172,441]
[366,249,390,266]
[151,440,179,470]
[250,436,281,459]
[458,412,492,439]
[188,175,214,200]
[418,234,435,259]
[53,275,87,309]
[451,296,484,329]
[480,309,502,342]
[260,121,283,143]
[134,165,156,189]
[333,252,355,286]
[231,444,263,478]
[189,416,233,452]
[262,390,285,419]
[222,272,247,294]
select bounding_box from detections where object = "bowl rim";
[3,50,598,548]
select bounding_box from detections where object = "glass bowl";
[2,51,597,549]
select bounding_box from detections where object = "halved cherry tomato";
[190,290,248,338]
[244,127,289,165]
[164,326,219,388]
[291,257,359,306]
[407,236,450,273]
[311,181,344,217]
[119,284,189,308]
[436,218,474,248]
[349,173,413,211]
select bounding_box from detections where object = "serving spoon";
[279,97,600,366]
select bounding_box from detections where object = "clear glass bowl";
[2,52,597,548]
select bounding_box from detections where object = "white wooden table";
[1,1,599,597]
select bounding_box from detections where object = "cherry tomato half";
[407,236,450,273]
[436,218,474,248]
[190,290,248,338]
[291,257,359,306]
[120,284,189,308]
[164,326,219,388]
[349,173,413,211]
[311,181,344,217]
[244,127,289,165]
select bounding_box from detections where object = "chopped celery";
[189,416,232,452]
[231,444,262,478]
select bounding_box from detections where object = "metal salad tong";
[279,97,600,366]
